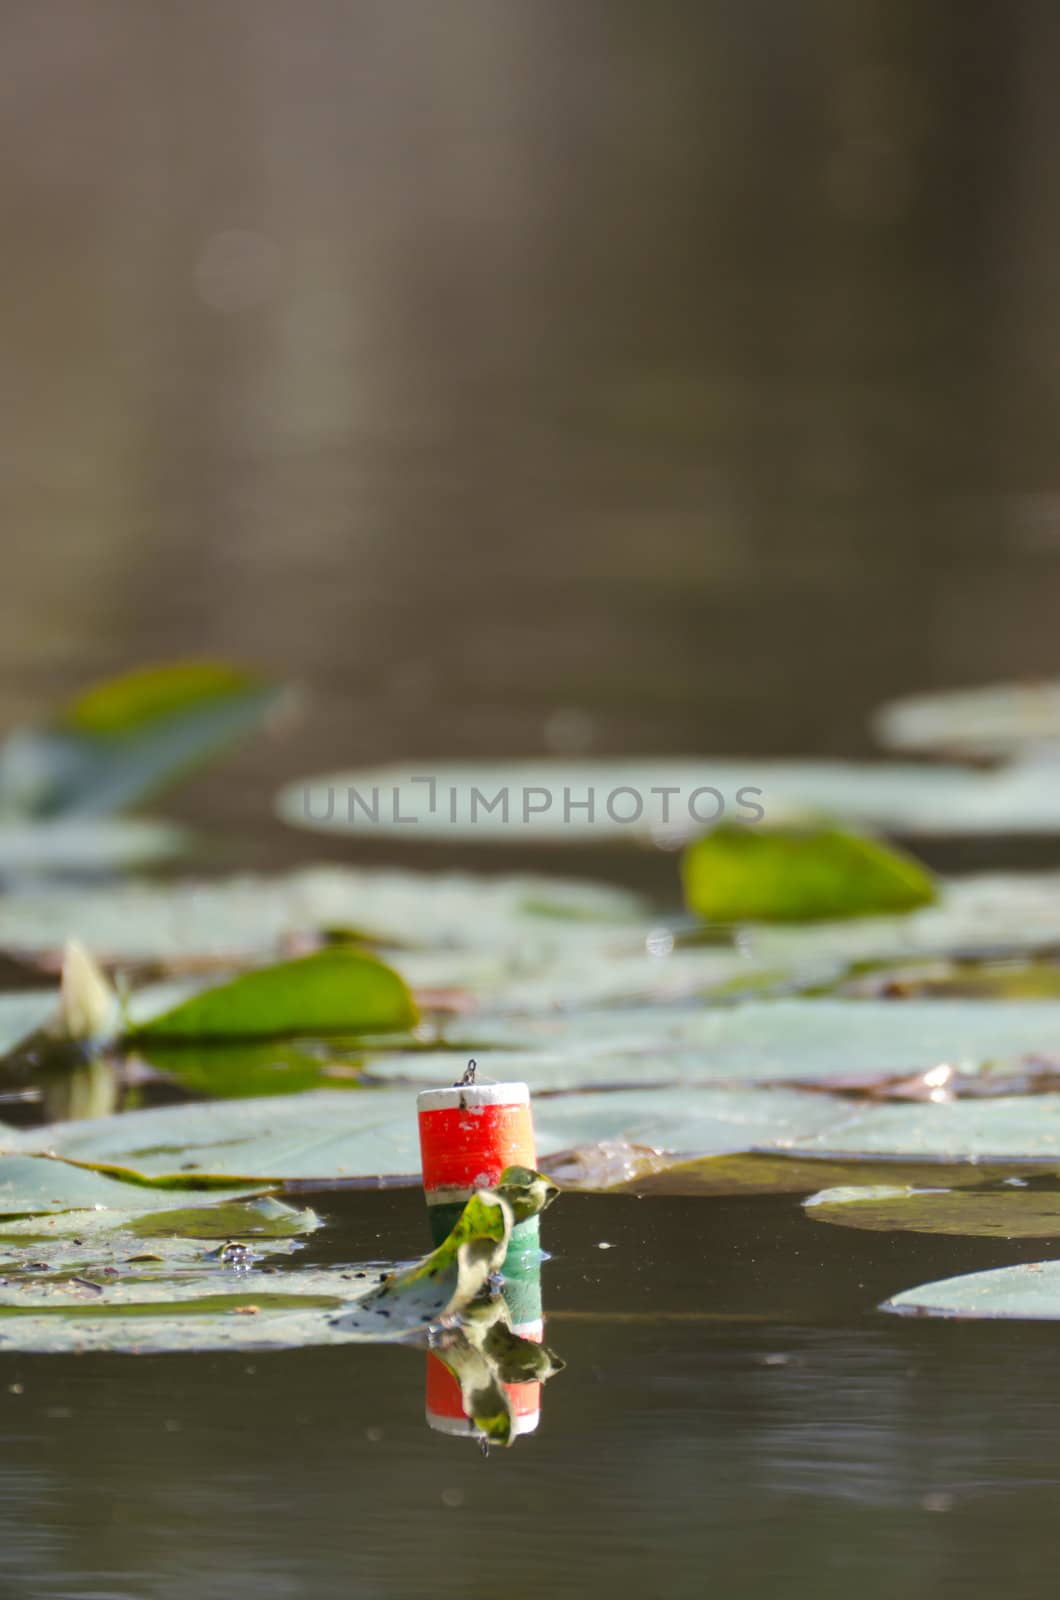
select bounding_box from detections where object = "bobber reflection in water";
[417,1074,559,1445]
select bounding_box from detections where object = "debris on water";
[208,1241,257,1267]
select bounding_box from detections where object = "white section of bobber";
[417,1082,530,1113]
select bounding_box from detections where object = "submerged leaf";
[0,660,285,820]
[681,824,936,923]
[128,948,418,1042]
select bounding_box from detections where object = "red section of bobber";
[417,1085,536,1197]
[425,1351,541,1425]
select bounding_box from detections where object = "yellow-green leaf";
[681,824,936,922]
[128,948,418,1042]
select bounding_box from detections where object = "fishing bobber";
[417,1079,538,1248]
[425,1343,542,1441]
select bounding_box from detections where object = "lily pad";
[0,660,284,820]
[545,1145,1038,1196]
[0,1153,272,1215]
[681,825,935,922]
[884,1260,1060,1320]
[0,865,646,962]
[278,756,1060,842]
[805,1182,1060,1238]
[417,997,1060,1088]
[873,679,1060,760]
[0,1184,519,1353]
[0,1195,320,1243]
[0,818,181,875]
[12,1084,852,1181]
[128,948,418,1041]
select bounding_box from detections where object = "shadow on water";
[4,1188,1060,1599]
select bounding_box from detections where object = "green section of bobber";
[497,1219,543,1326]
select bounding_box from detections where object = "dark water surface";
[3,1189,1060,1600]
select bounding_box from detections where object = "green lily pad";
[128,948,418,1041]
[884,1260,1060,1320]
[681,825,935,923]
[0,660,284,820]
[805,1182,1060,1238]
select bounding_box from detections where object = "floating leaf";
[0,1186,515,1353]
[330,1190,510,1338]
[873,679,1060,760]
[0,1153,272,1215]
[278,756,1060,841]
[0,818,181,875]
[0,1195,319,1243]
[0,660,285,820]
[0,865,646,962]
[128,948,418,1042]
[0,994,58,1057]
[546,1145,1037,1196]
[376,998,1060,1090]
[681,825,935,923]
[884,1260,1060,1320]
[9,1084,856,1182]
[805,1182,1060,1238]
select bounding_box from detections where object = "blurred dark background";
[2,0,1059,842]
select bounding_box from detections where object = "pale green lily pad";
[682,825,935,923]
[409,998,1060,1088]
[0,818,181,874]
[278,756,1060,842]
[0,1195,320,1243]
[12,1085,852,1181]
[0,660,284,821]
[884,1260,1060,1320]
[0,1154,272,1216]
[0,993,59,1056]
[128,948,418,1041]
[0,865,646,961]
[0,1186,515,1353]
[788,1097,1060,1163]
[805,1181,1060,1238]
[873,680,1060,760]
